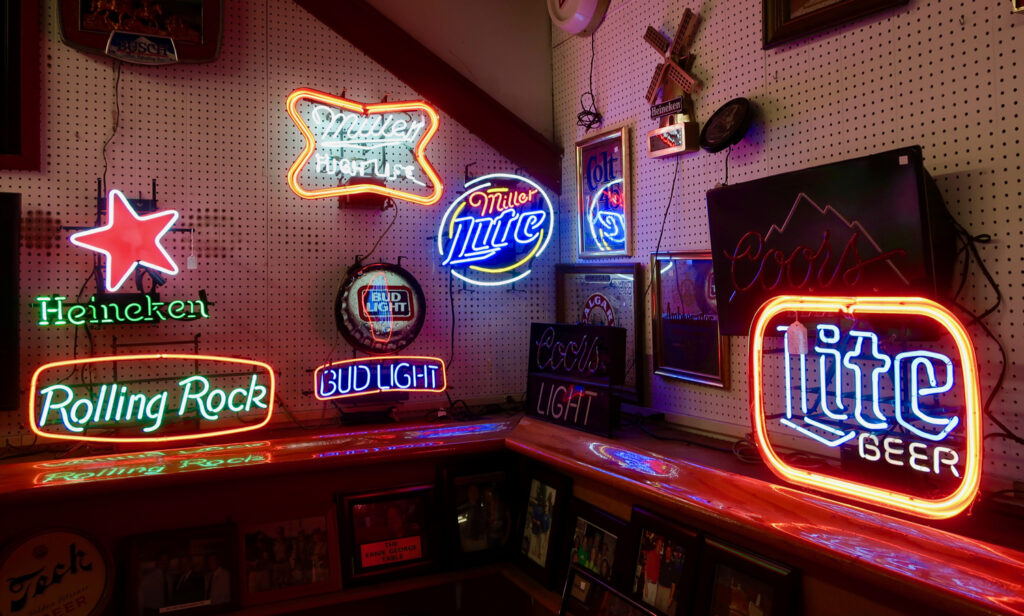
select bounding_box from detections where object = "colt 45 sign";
[286,88,443,205]
[438,174,554,286]
[749,296,982,519]
[30,355,276,443]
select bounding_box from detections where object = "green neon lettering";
[178,375,212,419]
[167,300,186,320]
[207,389,227,416]
[228,388,246,412]
[66,305,87,325]
[36,296,68,326]
[146,295,167,321]
[124,393,147,422]
[124,303,144,322]
[245,374,268,410]
[190,299,210,318]
[37,384,73,427]
[143,392,168,432]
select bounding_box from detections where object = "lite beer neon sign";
[30,355,276,443]
[437,173,554,286]
[285,88,443,205]
[314,356,447,400]
[749,296,982,519]
[586,179,626,253]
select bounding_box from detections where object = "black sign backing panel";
[707,146,953,335]
[526,323,626,436]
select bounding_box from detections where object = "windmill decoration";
[644,8,703,158]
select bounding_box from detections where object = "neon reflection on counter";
[589,443,679,478]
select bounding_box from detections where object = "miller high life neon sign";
[437,173,554,286]
[749,296,982,519]
[285,88,443,205]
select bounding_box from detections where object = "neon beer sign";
[30,354,276,443]
[437,173,554,286]
[749,296,982,519]
[314,356,446,400]
[285,88,443,205]
[36,294,209,326]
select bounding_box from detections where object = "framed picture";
[650,252,727,387]
[440,458,515,567]
[568,500,630,589]
[563,565,658,616]
[556,263,644,403]
[695,539,799,616]
[1014,0,1023,13]
[0,0,40,170]
[126,524,237,616]
[629,507,700,616]
[0,194,18,410]
[239,510,341,605]
[57,0,223,63]
[517,463,572,588]
[576,124,632,257]
[763,0,908,49]
[337,484,438,586]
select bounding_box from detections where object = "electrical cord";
[359,198,398,265]
[101,61,122,195]
[576,32,603,131]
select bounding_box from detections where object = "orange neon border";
[748,296,982,520]
[29,354,277,444]
[285,88,443,205]
[313,356,447,401]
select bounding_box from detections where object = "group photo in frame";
[567,499,630,588]
[516,463,572,588]
[126,523,238,616]
[695,538,799,616]
[239,508,341,606]
[650,252,727,388]
[563,565,657,616]
[629,507,701,616]
[336,484,438,586]
[576,124,633,258]
[763,0,908,48]
[440,457,515,567]
[556,263,643,403]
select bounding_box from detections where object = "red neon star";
[70,189,180,292]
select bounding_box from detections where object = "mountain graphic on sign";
[763,193,911,286]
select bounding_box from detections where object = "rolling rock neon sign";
[437,174,554,286]
[285,88,443,205]
[29,355,276,443]
[749,296,982,519]
[314,356,446,401]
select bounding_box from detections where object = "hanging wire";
[100,61,123,195]
[577,32,603,131]
[359,198,399,265]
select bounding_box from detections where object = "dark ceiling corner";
[293,0,563,194]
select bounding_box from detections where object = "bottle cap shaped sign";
[748,296,982,519]
[335,262,426,354]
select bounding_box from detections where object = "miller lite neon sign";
[437,173,554,286]
[749,296,982,519]
[285,88,443,205]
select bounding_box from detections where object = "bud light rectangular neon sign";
[749,296,982,519]
[314,356,447,401]
[29,355,276,444]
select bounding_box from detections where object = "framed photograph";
[651,252,727,387]
[240,510,341,605]
[568,500,630,588]
[126,524,237,616]
[556,263,644,403]
[695,538,799,616]
[0,0,40,170]
[629,508,700,616]
[517,463,572,588]
[440,458,515,567]
[576,124,632,257]
[563,565,658,616]
[337,484,438,586]
[763,0,908,49]
[1014,0,1023,13]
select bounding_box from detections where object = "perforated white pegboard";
[552,0,1024,487]
[0,0,556,443]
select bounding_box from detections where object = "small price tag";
[786,320,808,355]
[187,255,198,270]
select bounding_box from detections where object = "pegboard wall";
[0,0,557,444]
[551,0,1024,489]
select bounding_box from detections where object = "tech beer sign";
[749,296,982,519]
[30,355,276,444]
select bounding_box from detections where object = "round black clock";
[700,98,753,153]
[335,262,426,355]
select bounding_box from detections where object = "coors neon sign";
[749,296,982,519]
[285,88,443,205]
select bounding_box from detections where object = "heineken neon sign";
[314,356,446,400]
[30,354,276,443]
[36,294,209,326]
[749,296,982,519]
